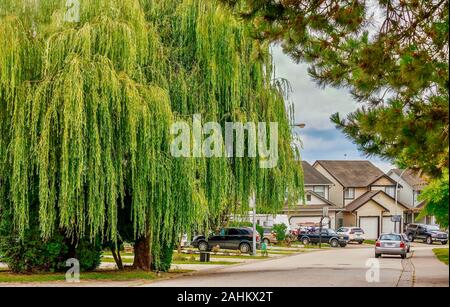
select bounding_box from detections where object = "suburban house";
[312,160,411,239]
[387,169,433,225]
[282,161,339,229]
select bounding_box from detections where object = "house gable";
[353,199,389,216]
[369,175,397,187]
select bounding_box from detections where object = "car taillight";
[349,231,355,234]
[400,242,405,248]
[375,241,381,247]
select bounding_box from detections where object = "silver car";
[375,233,409,259]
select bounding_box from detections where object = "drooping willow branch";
[0,0,303,265]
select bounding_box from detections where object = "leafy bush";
[272,224,288,241]
[73,239,102,272]
[0,207,101,273]
[152,241,174,272]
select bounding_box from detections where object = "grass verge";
[0,269,188,283]
[101,257,238,266]
[433,248,449,265]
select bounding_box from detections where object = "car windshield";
[426,226,440,231]
[380,234,402,241]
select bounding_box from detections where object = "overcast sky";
[271,46,394,173]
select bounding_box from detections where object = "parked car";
[375,233,409,259]
[336,227,365,244]
[298,228,349,247]
[405,223,448,245]
[192,227,260,254]
[401,233,411,253]
[262,229,277,245]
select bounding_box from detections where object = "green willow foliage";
[0,0,302,262]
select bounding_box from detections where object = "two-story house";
[387,169,433,225]
[283,161,339,229]
[313,160,411,239]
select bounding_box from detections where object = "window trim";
[344,187,355,199]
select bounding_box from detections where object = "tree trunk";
[133,233,152,271]
[111,246,124,270]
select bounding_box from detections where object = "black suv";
[405,224,448,245]
[298,228,349,247]
[192,227,260,254]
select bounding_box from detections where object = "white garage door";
[382,216,397,234]
[359,217,379,239]
[290,216,328,229]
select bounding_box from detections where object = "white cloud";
[272,46,395,173]
[272,46,357,130]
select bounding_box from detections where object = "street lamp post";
[394,169,407,233]
[249,194,256,256]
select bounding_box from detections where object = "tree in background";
[223,0,448,178]
[418,169,449,229]
[0,0,303,271]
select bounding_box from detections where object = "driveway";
[144,244,449,287]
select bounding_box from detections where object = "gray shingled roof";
[302,161,333,185]
[389,169,428,191]
[314,160,385,188]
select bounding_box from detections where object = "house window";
[306,194,312,202]
[344,188,355,199]
[313,186,325,198]
[385,186,396,198]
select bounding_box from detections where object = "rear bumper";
[375,247,406,255]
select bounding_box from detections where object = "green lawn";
[101,257,238,266]
[433,248,449,265]
[364,240,376,245]
[0,269,188,283]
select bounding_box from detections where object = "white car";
[336,227,365,244]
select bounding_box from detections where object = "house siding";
[313,163,344,207]
[344,187,368,206]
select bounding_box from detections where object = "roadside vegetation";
[433,248,449,265]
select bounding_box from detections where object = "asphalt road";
[146,244,449,287]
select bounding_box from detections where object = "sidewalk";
[412,247,449,287]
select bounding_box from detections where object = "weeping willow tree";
[0,0,303,271]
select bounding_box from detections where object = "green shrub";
[272,224,288,241]
[0,207,101,273]
[73,239,102,272]
[152,240,174,272]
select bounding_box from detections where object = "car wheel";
[407,234,414,242]
[239,242,251,254]
[375,253,381,258]
[263,238,270,245]
[339,243,347,248]
[441,241,448,245]
[426,236,433,245]
[302,237,310,246]
[358,240,363,244]
[198,241,209,251]
[330,239,339,248]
